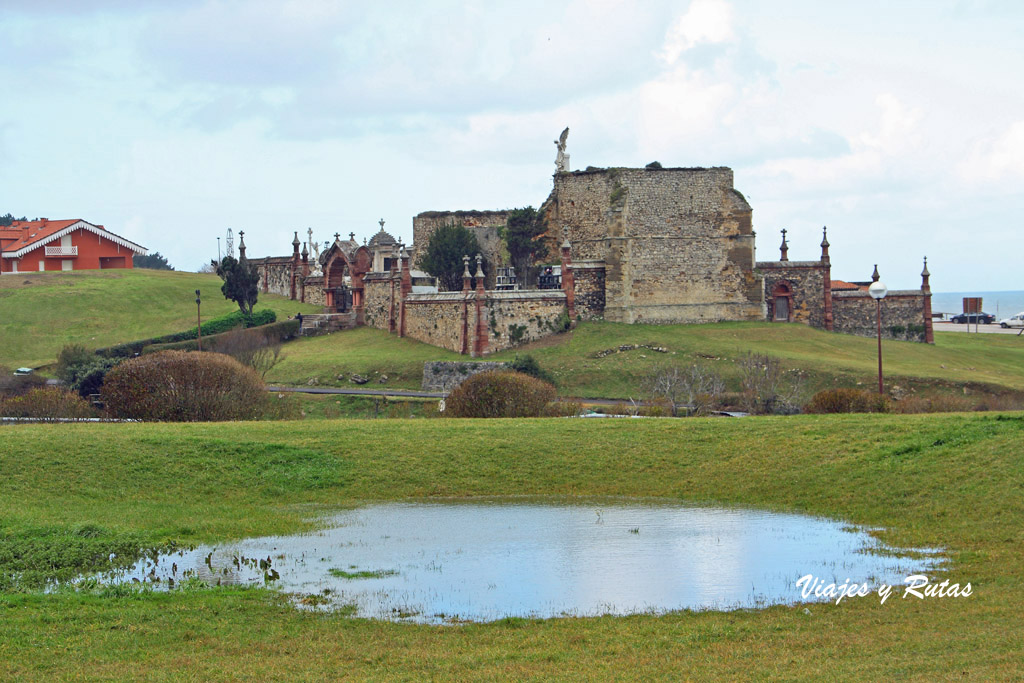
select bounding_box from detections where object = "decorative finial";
[921,256,930,278]
[561,225,571,249]
[871,264,880,282]
[780,229,789,261]
[334,232,340,241]
[820,226,830,248]
[349,232,355,241]
[292,231,300,246]
[462,254,471,278]
[379,218,385,230]
[474,253,485,279]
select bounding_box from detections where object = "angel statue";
[554,127,569,173]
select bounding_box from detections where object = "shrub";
[804,388,890,414]
[643,362,724,416]
[56,345,122,397]
[507,354,556,385]
[0,366,47,398]
[445,370,556,418]
[0,388,96,421]
[96,310,277,358]
[738,353,803,415]
[102,351,267,421]
[56,344,95,380]
[143,320,299,357]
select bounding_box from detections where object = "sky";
[1,0,1022,290]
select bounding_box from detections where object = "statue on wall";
[554,127,570,173]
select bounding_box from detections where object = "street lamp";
[868,279,888,395]
[195,289,202,352]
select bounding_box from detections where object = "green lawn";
[0,269,319,368]
[0,414,1021,679]
[265,320,1024,399]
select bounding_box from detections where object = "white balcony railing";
[45,246,78,257]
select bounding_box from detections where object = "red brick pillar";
[300,245,308,303]
[398,246,411,337]
[821,227,833,331]
[473,254,488,357]
[922,257,934,344]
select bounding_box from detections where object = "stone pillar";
[821,227,833,331]
[473,254,488,357]
[462,255,472,293]
[922,257,934,344]
[559,227,576,322]
[352,273,365,326]
[262,262,269,294]
[780,229,789,261]
[238,231,246,260]
[300,243,309,303]
[398,245,410,337]
[290,231,300,300]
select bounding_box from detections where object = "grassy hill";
[266,321,1024,399]
[1,413,1021,678]
[0,269,319,368]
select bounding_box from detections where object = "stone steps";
[299,312,356,336]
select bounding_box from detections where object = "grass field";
[1,414,1022,679]
[0,269,319,368]
[267,320,1024,400]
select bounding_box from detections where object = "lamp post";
[195,289,202,352]
[868,279,888,395]
[217,237,221,262]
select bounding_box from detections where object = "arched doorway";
[772,282,792,322]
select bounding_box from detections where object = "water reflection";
[83,501,942,623]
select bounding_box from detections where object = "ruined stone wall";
[484,291,568,353]
[570,260,606,320]
[757,261,827,327]
[832,291,928,341]
[548,167,764,324]
[412,210,509,275]
[422,361,507,392]
[362,274,394,330]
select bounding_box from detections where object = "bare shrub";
[891,394,975,414]
[445,370,556,418]
[102,350,267,421]
[213,328,284,379]
[804,388,890,414]
[544,401,584,417]
[0,388,96,421]
[644,363,724,416]
[0,366,47,398]
[738,353,803,415]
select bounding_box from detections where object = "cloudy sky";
[2,0,1021,290]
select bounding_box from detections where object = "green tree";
[0,213,27,227]
[420,223,486,292]
[502,207,548,288]
[133,252,175,270]
[215,255,259,315]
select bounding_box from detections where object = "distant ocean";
[931,291,1024,318]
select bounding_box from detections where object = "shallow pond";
[87,501,941,623]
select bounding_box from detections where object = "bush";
[804,388,891,414]
[96,310,277,358]
[643,362,724,416]
[738,353,804,415]
[102,351,267,421]
[445,370,556,418]
[56,345,121,397]
[507,354,556,385]
[0,366,47,398]
[143,320,299,356]
[0,388,96,421]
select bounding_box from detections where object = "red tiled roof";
[831,280,866,291]
[1,219,146,257]
[2,219,80,251]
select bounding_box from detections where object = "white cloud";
[960,120,1024,185]
[661,0,735,65]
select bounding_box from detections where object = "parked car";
[999,312,1024,328]
[951,312,995,324]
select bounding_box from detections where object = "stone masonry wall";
[363,274,394,330]
[548,167,764,324]
[303,275,326,307]
[421,361,508,392]
[484,291,569,353]
[412,210,509,276]
[402,293,472,353]
[757,261,827,327]
[570,261,606,320]
[254,257,294,298]
[833,291,928,341]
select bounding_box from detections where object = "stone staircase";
[299,312,356,336]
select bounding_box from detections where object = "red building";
[0,219,147,274]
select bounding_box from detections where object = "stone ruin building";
[252,131,933,354]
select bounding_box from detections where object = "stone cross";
[349,232,355,241]
[379,218,385,231]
